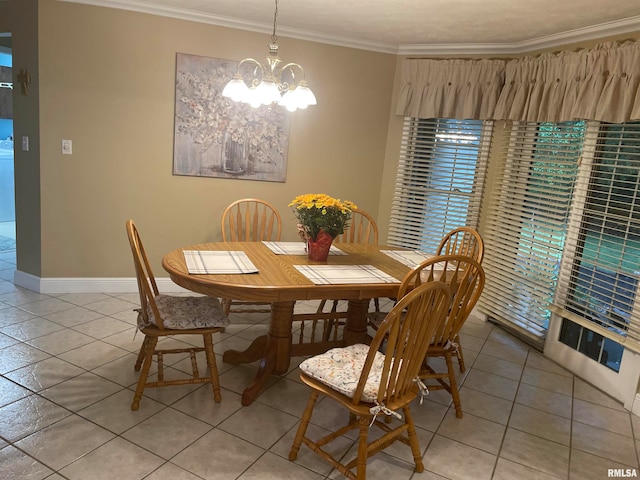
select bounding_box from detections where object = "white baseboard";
[13,270,190,294]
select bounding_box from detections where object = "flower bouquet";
[289,194,357,261]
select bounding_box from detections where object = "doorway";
[0,35,14,252]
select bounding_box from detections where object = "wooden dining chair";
[333,208,378,245]
[289,281,452,480]
[126,220,228,410]
[436,226,484,262]
[303,209,379,343]
[398,254,485,418]
[435,226,484,372]
[220,198,282,315]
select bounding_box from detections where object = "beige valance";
[395,58,505,120]
[396,40,640,123]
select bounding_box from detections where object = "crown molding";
[58,0,640,56]
[399,15,640,56]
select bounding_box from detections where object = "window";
[388,118,491,252]
[554,122,640,361]
[479,121,584,348]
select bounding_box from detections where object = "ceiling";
[63,0,640,54]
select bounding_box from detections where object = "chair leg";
[445,351,463,418]
[134,336,147,371]
[289,391,319,461]
[203,333,222,403]
[322,300,340,342]
[455,334,466,372]
[355,415,370,480]
[132,335,157,411]
[403,405,424,472]
[221,298,231,316]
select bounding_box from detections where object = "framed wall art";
[173,52,290,182]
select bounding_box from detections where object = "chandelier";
[221,0,317,112]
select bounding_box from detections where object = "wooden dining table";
[162,241,412,405]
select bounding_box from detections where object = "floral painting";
[173,52,290,182]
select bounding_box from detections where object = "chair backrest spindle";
[221,198,282,242]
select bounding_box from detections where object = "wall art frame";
[173,52,290,182]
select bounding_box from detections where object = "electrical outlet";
[62,139,72,155]
[21,136,29,152]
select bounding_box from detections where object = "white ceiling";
[63,0,640,54]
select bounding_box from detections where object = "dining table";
[162,241,427,405]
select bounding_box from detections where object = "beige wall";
[20,0,395,278]
[0,0,41,277]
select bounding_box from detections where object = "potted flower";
[289,194,357,261]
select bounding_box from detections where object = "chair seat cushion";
[141,294,229,330]
[300,344,385,403]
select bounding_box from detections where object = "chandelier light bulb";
[221,0,316,111]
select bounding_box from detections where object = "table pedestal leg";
[344,299,370,346]
[239,301,294,406]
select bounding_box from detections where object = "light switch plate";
[62,139,72,155]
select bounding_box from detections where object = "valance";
[395,58,506,120]
[396,40,640,123]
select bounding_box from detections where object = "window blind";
[479,121,584,348]
[554,122,640,352]
[388,118,491,252]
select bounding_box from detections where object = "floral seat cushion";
[140,294,229,330]
[300,344,385,403]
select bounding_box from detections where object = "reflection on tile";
[219,401,299,449]
[0,342,51,374]
[572,421,638,467]
[493,457,563,480]
[25,328,96,355]
[240,451,324,480]
[5,356,85,391]
[472,353,524,381]
[0,445,54,480]
[78,389,165,434]
[479,339,528,365]
[437,409,506,454]
[40,371,122,411]
[0,375,32,407]
[508,403,571,445]
[59,437,164,479]
[0,395,71,442]
[573,398,633,437]
[15,414,115,470]
[515,383,572,419]
[462,369,519,401]
[499,428,570,477]
[570,448,637,480]
[122,408,212,459]
[172,429,264,479]
[424,434,496,480]
[520,366,573,396]
[574,378,627,412]
[0,317,64,341]
[457,387,513,425]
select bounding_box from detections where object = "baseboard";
[13,270,190,294]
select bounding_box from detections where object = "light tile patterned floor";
[0,247,639,479]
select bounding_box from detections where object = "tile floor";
[0,246,639,479]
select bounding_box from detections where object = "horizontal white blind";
[479,121,584,346]
[388,118,491,252]
[554,122,640,351]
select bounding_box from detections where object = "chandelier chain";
[271,0,279,44]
